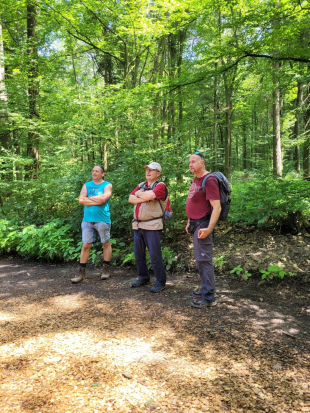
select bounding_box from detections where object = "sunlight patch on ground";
[46,293,86,311]
[0,311,16,321]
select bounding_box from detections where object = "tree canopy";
[1,0,310,261]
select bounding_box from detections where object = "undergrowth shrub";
[0,219,82,261]
[230,177,310,231]
[110,238,177,271]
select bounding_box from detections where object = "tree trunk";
[0,23,10,149]
[213,63,218,171]
[243,123,247,170]
[27,0,40,176]
[272,61,283,177]
[167,33,177,140]
[272,1,283,178]
[303,83,310,177]
[293,82,303,173]
[177,30,186,124]
[223,68,235,178]
[104,141,108,171]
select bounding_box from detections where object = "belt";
[189,215,210,225]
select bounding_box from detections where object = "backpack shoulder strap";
[200,173,215,195]
[139,180,164,190]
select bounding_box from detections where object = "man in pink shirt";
[186,152,221,308]
[129,162,168,293]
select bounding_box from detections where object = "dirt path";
[0,258,309,413]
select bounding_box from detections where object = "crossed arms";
[128,189,157,204]
[79,184,112,206]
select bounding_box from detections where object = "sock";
[80,263,87,268]
[103,260,110,266]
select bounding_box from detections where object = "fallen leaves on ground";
[0,259,309,413]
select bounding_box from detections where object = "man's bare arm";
[79,184,98,206]
[88,184,112,205]
[128,189,156,204]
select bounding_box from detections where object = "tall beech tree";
[26,0,40,175]
[0,0,309,184]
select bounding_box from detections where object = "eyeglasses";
[146,168,159,172]
[194,151,205,159]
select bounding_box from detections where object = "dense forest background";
[0,0,310,266]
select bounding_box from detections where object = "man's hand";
[79,184,112,206]
[185,220,190,235]
[129,189,156,204]
[79,184,97,206]
[197,227,212,239]
[197,199,221,238]
[88,184,112,205]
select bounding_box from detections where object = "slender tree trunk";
[242,123,247,170]
[0,23,10,149]
[223,73,234,178]
[177,30,186,124]
[272,1,283,177]
[213,63,218,171]
[27,0,40,176]
[303,83,310,177]
[104,141,108,171]
[161,100,166,140]
[123,43,129,88]
[293,82,303,173]
[167,33,177,140]
[272,61,283,177]
[152,36,167,144]
[303,146,309,177]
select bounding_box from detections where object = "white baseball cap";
[144,162,162,172]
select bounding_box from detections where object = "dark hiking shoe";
[192,289,202,297]
[71,267,85,284]
[131,279,150,288]
[150,284,165,293]
[190,299,217,308]
[101,264,110,280]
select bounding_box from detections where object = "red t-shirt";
[186,174,220,219]
[131,182,167,219]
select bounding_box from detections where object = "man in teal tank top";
[71,165,113,284]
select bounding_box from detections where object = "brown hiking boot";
[101,264,110,280]
[71,267,85,284]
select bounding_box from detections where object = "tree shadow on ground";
[0,259,309,412]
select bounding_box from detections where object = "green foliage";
[213,255,227,271]
[161,247,178,271]
[110,238,177,271]
[230,265,252,280]
[0,219,81,261]
[1,0,310,265]
[0,166,88,228]
[260,265,296,280]
[230,177,310,230]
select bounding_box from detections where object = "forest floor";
[0,224,309,413]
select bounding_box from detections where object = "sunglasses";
[194,151,205,159]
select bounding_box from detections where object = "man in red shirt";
[129,162,168,293]
[186,152,221,308]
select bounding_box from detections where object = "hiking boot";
[131,279,150,288]
[71,267,85,284]
[190,299,217,308]
[150,284,165,293]
[192,289,202,297]
[101,264,110,280]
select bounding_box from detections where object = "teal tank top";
[83,181,111,223]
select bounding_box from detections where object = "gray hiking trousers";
[192,221,215,302]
